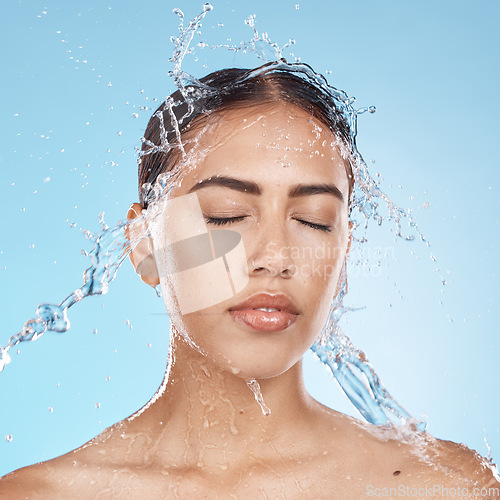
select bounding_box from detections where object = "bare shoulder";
[0,459,69,499]
[412,436,500,491]
[306,401,499,497]
[0,424,121,499]
[357,421,500,497]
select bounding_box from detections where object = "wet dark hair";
[138,62,355,209]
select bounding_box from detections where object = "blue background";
[1,0,499,476]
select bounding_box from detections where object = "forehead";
[175,103,350,193]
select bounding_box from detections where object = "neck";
[127,329,316,469]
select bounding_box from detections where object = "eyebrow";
[188,175,344,203]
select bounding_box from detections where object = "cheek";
[158,281,215,354]
[158,275,183,329]
[297,238,347,329]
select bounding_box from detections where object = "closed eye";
[204,216,247,226]
[205,215,331,233]
[293,218,332,232]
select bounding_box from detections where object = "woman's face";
[150,102,351,380]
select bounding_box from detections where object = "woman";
[2,62,498,498]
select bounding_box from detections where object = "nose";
[248,221,296,279]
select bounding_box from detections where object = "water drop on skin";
[246,379,271,416]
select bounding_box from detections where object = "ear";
[126,202,160,287]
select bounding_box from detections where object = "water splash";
[246,379,271,416]
[0,221,130,373]
[1,4,428,433]
[311,332,425,431]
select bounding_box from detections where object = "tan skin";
[1,104,499,499]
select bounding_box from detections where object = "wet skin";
[1,104,498,499]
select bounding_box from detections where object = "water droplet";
[295,4,300,10]
[95,402,101,409]
[107,82,112,87]
[246,379,271,416]
[369,106,376,114]
[92,328,98,335]
[105,376,111,381]
[48,406,53,413]
[5,434,13,443]
[203,3,213,12]
[116,131,122,136]
[132,113,139,119]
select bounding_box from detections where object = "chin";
[173,305,314,380]
[208,343,303,381]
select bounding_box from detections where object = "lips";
[228,293,300,333]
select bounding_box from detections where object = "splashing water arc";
[0,4,426,432]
